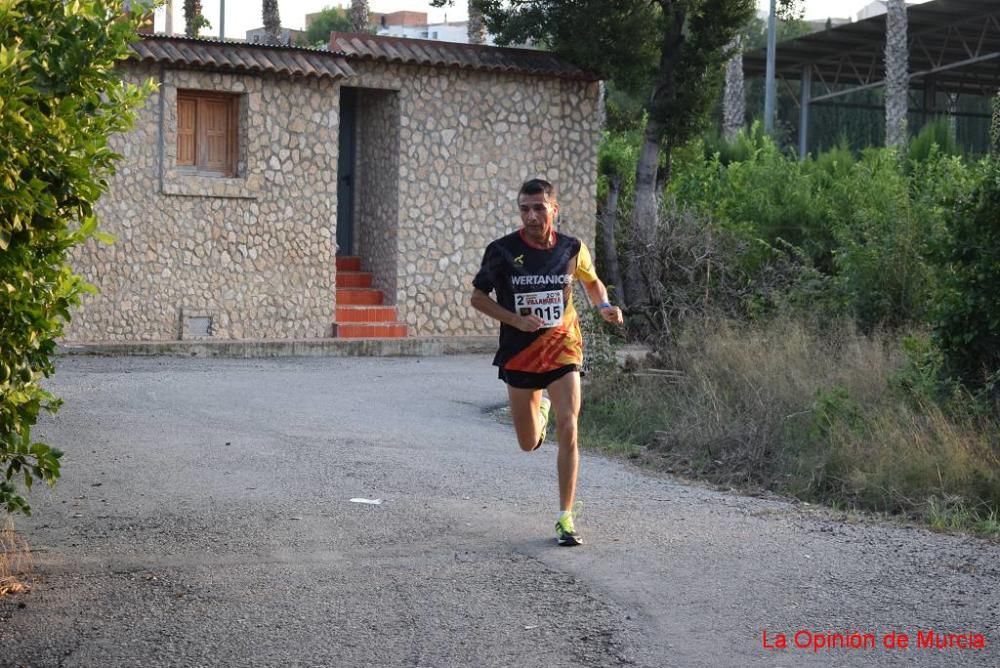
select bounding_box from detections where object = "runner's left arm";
[574,243,623,325]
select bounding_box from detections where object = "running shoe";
[533,396,551,451]
[555,513,582,547]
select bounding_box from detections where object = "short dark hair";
[518,178,556,200]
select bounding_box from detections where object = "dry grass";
[582,317,1000,533]
[0,517,33,597]
[657,318,901,486]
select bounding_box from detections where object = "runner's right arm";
[472,241,545,333]
[471,288,544,332]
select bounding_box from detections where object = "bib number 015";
[515,290,564,327]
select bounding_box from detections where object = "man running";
[471,178,624,546]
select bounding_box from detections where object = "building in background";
[245,26,306,45]
[806,16,853,32]
[371,10,496,45]
[855,1,914,21]
[65,34,600,343]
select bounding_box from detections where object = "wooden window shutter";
[177,96,196,167]
[200,98,232,175]
[177,91,238,176]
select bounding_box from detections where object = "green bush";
[931,162,1000,397]
[0,0,154,515]
[908,117,961,163]
[667,133,980,333]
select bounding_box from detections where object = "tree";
[884,0,909,150]
[263,0,281,45]
[432,0,755,307]
[722,35,745,140]
[305,6,352,47]
[468,0,486,45]
[931,162,1000,397]
[183,0,209,37]
[991,93,1000,158]
[0,0,154,515]
[351,0,368,33]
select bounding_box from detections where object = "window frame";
[176,90,240,178]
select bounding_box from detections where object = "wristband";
[597,302,611,309]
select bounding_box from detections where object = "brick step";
[335,305,398,323]
[337,288,384,305]
[335,255,361,271]
[337,271,373,288]
[333,322,408,338]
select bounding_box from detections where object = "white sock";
[558,510,572,521]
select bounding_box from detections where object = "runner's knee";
[555,412,577,435]
[517,434,538,452]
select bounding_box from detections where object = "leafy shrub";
[668,135,978,332]
[908,117,961,163]
[931,162,1000,398]
[0,0,153,515]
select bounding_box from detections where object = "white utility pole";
[164,0,174,35]
[764,0,778,133]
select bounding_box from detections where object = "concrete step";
[335,256,362,271]
[337,288,384,305]
[335,305,398,323]
[333,322,408,338]
[337,271,373,288]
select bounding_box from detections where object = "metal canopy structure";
[743,0,1000,156]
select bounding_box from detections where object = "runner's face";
[518,192,558,245]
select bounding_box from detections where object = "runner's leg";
[545,371,581,512]
[507,385,544,452]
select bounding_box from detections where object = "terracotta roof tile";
[328,32,598,81]
[130,35,355,80]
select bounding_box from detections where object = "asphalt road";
[1,355,998,667]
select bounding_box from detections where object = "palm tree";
[467,0,486,45]
[183,0,205,38]
[351,0,369,33]
[884,0,909,150]
[722,36,745,141]
[263,0,281,45]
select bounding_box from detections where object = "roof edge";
[127,34,356,80]
[328,32,601,82]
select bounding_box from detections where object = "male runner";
[471,179,623,546]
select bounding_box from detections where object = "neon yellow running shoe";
[533,396,551,451]
[555,513,582,547]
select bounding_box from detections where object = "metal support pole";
[164,0,173,34]
[764,0,778,133]
[922,76,936,126]
[219,0,225,39]
[799,66,812,160]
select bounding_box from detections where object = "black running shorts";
[498,364,580,389]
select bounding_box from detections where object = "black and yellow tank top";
[472,230,598,373]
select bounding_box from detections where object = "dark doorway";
[336,86,357,255]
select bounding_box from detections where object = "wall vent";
[181,312,214,339]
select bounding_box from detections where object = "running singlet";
[473,230,599,373]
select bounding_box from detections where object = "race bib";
[515,290,564,327]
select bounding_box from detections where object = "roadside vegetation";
[581,126,1000,535]
[0,0,153,517]
[0,517,31,596]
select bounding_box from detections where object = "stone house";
[65,33,602,343]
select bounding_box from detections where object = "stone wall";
[345,62,603,336]
[356,88,400,303]
[65,64,340,341]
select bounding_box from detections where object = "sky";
[154,1,932,38]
